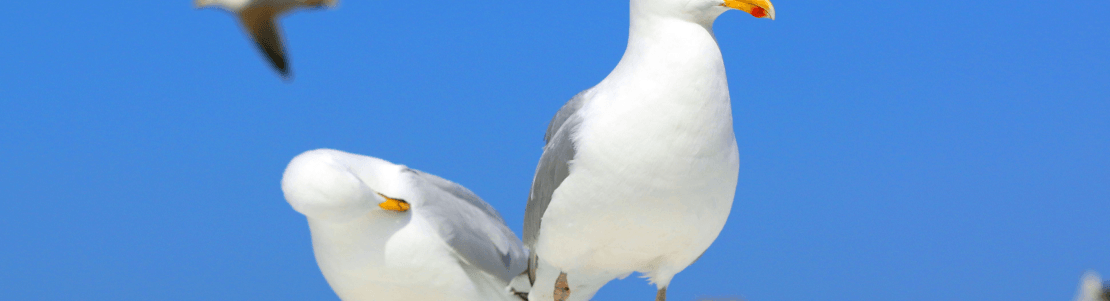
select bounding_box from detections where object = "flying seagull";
[195,0,336,78]
[522,0,774,300]
[282,149,531,300]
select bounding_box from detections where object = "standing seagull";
[283,149,530,300]
[523,0,774,300]
[195,0,336,78]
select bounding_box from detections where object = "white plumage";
[523,0,774,300]
[282,149,529,301]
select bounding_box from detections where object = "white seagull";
[282,149,530,301]
[195,0,336,78]
[522,0,774,300]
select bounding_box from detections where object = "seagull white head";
[282,149,416,223]
[634,0,774,23]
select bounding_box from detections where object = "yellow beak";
[377,193,411,212]
[722,0,775,20]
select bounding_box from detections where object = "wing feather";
[239,7,289,77]
[409,169,530,282]
[522,88,592,281]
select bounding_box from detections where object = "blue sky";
[1,0,1108,300]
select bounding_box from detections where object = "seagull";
[522,0,774,300]
[194,0,336,78]
[1075,271,1110,301]
[282,149,531,301]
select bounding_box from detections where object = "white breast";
[533,17,741,277]
[537,76,738,278]
[308,213,513,301]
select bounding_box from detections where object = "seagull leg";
[655,286,666,301]
[554,272,570,301]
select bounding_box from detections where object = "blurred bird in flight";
[195,0,336,79]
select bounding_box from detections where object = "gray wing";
[523,89,591,249]
[407,169,530,282]
[239,7,290,78]
[522,89,591,284]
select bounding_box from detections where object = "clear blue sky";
[1,0,1107,300]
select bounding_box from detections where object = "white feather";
[283,149,528,301]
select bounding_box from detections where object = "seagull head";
[282,149,418,223]
[635,0,774,23]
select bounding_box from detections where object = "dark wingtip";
[274,62,292,80]
[278,70,294,82]
[241,11,292,82]
[262,46,290,81]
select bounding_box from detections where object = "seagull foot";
[554,272,570,301]
[656,287,666,301]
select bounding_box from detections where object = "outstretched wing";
[239,6,289,78]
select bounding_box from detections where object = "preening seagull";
[195,0,336,78]
[523,0,774,300]
[282,149,531,301]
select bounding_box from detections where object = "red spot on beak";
[750,7,767,18]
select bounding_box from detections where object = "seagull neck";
[307,213,410,266]
[607,14,725,91]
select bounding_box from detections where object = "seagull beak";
[377,193,411,212]
[722,0,775,20]
[194,0,207,8]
